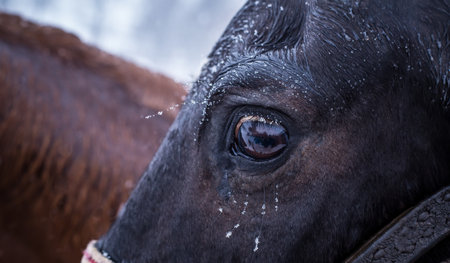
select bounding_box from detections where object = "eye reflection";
[232,115,288,160]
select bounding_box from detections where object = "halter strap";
[82,240,113,263]
[346,185,450,262]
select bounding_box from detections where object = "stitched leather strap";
[346,186,450,262]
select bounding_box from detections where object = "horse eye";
[232,115,288,160]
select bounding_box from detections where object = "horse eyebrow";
[207,51,321,102]
[193,54,318,122]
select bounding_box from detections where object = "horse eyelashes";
[231,115,288,160]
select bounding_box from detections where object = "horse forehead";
[189,0,422,116]
[203,1,386,76]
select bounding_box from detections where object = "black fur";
[97,0,449,262]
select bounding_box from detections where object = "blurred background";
[0,0,244,84]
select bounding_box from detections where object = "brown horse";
[0,13,185,263]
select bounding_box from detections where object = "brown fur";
[0,13,186,263]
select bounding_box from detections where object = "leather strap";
[346,186,450,262]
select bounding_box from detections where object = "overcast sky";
[0,0,244,84]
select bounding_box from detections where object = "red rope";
[82,250,98,263]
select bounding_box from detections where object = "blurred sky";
[0,0,244,84]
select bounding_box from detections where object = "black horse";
[87,0,449,262]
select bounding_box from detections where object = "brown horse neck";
[0,12,186,119]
